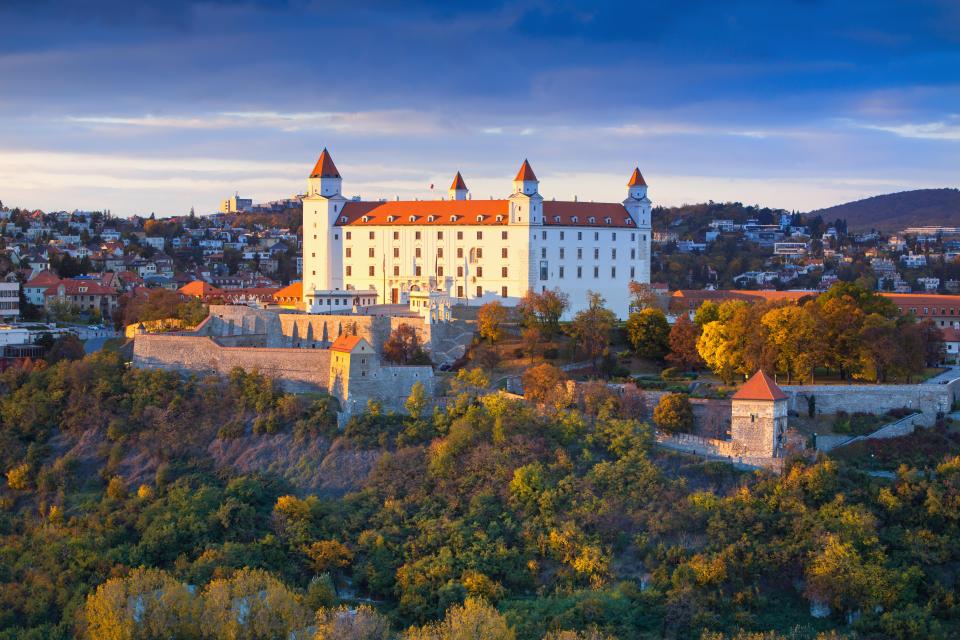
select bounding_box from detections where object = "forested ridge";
[0,352,959,638]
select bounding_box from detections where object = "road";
[925,366,960,385]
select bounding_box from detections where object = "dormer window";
[476,215,483,222]
[427,215,436,222]
[604,217,612,224]
[386,215,396,222]
[340,216,347,223]
[554,216,560,223]
[571,216,578,223]
[409,215,416,222]
[451,215,458,222]
[625,218,633,225]
[588,216,596,224]
[361,216,370,223]
[495,215,503,223]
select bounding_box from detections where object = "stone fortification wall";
[655,433,784,473]
[341,365,434,415]
[197,306,473,365]
[782,381,958,427]
[133,334,332,394]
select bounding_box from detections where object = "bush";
[653,393,694,435]
[6,463,31,491]
[218,420,246,439]
[661,367,681,380]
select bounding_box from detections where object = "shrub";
[653,393,694,435]
[661,366,681,380]
[6,463,31,491]
[217,419,246,439]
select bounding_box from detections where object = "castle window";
[393,247,399,258]
[577,266,582,279]
[340,216,347,223]
[611,248,616,259]
[559,247,565,259]
[415,231,421,240]
[501,231,508,240]
[457,266,463,277]
[387,215,395,222]
[346,232,351,239]
[476,285,482,297]
[477,215,484,223]
[415,248,421,258]
[369,231,375,239]
[572,216,578,224]
[560,231,564,240]
[554,216,560,223]
[501,286,508,297]
[594,248,599,260]
[368,266,375,276]
[631,233,636,241]
[393,266,399,276]
[611,266,616,278]
[577,247,582,259]
[631,248,635,259]
[437,248,444,258]
[559,266,564,278]
[393,231,399,240]
[345,248,351,257]
[594,232,599,241]
[593,266,599,278]
[457,248,463,258]
[542,230,547,240]
[415,266,422,276]
[437,231,443,239]
[476,266,483,277]
[457,231,463,240]
[437,266,444,276]
[476,248,482,258]
[369,247,375,258]
[502,266,508,277]
[501,247,508,259]
[612,232,616,241]
[476,231,483,240]
[541,247,546,259]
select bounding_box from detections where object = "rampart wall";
[782,380,959,426]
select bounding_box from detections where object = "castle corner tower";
[623,167,652,283]
[730,370,788,458]
[303,148,347,303]
[449,171,469,201]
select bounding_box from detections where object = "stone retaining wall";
[783,381,958,427]
[655,432,784,473]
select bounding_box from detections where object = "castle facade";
[302,150,652,318]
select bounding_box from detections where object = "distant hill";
[808,188,960,232]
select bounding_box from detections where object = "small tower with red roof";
[303,148,347,301]
[730,370,789,457]
[623,167,653,283]
[508,159,543,226]
[449,171,468,201]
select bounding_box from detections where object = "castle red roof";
[330,335,363,353]
[273,281,302,302]
[732,370,788,401]
[628,167,647,187]
[334,199,637,228]
[310,148,340,179]
[514,159,537,182]
[450,172,468,191]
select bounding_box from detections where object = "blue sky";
[0,0,958,216]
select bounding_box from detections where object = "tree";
[653,393,694,435]
[666,315,703,370]
[47,333,85,364]
[805,535,888,615]
[305,539,354,574]
[477,301,507,343]
[83,568,200,640]
[315,605,391,640]
[383,324,431,365]
[697,321,738,384]
[522,362,568,411]
[517,289,569,338]
[568,292,616,373]
[628,280,659,312]
[404,597,515,640]
[626,308,670,360]
[761,305,818,384]
[405,381,428,419]
[201,568,311,639]
[693,301,719,326]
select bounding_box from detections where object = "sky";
[0,0,958,217]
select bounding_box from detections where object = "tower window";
[368,266,375,276]
[501,286,508,297]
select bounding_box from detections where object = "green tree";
[568,292,616,373]
[626,308,670,360]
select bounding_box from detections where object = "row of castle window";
[337,264,635,280]
[334,246,639,261]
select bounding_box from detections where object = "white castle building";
[301,150,652,318]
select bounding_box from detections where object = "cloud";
[605,122,815,140]
[859,118,960,141]
[66,109,454,136]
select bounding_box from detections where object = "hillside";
[808,188,960,232]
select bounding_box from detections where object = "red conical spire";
[628,167,647,187]
[732,370,787,401]
[310,148,340,178]
[514,159,538,182]
[450,171,468,191]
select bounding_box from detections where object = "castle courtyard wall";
[782,381,958,426]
